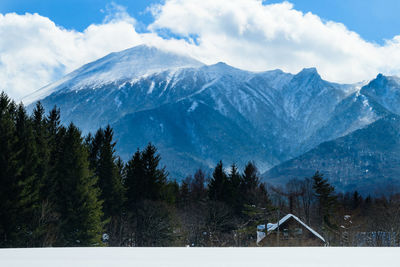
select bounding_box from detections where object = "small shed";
[257,214,326,246]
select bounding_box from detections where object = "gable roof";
[257,213,325,244]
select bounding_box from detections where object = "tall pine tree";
[0,93,21,247]
[208,161,229,203]
[312,171,337,230]
[125,149,145,211]
[53,123,104,246]
[96,126,125,245]
[15,104,40,246]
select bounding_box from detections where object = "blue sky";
[268,0,400,44]
[1,0,400,44]
[0,0,160,32]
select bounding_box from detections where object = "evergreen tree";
[312,171,337,229]
[53,123,104,246]
[241,162,260,205]
[41,106,61,200]
[178,177,191,208]
[125,149,145,211]
[95,127,125,217]
[124,144,172,246]
[162,180,180,206]
[96,126,125,245]
[15,104,40,246]
[87,128,104,171]
[124,143,168,205]
[0,93,21,247]
[208,161,229,202]
[32,102,50,201]
[228,164,243,216]
[352,191,362,210]
[190,169,207,203]
[141,143,168,201]
[46,106,61,138]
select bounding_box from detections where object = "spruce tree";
[87,128,104,171]
[46,106,61,138]
[208,161,229,203]
[0,93,21,247]
[125,144,171,246]
[41,106,61,199]
[125,149,145,211]
[228,164,242,216]
[178,177,191,208]
[161,180,180,205]
[53,123,104,246]
[141,143,168,201]
[15,104,40,246]
[32,102,50,201]
[96,126,125,245]
[190,169,207,203]
[312,171,337,229]
[241,162,260,205]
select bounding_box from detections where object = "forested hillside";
[1,92,400,247]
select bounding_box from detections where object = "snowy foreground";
[0,247,399,267]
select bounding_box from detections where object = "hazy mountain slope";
[263,114,400,194]
[263,74,400,194]
[112,99,275,177]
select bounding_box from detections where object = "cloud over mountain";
[2,0,400,100]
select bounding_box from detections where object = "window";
[295,228,303,235]
[283,229,289,239]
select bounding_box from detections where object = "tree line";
[1,91,400,247]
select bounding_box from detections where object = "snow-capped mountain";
[264,75,400,194]
[23,45,204,104]
[26,45,400,185]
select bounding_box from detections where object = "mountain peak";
[366,73,399,89]
[291,67,322,84]
[75,44,204,80]
[298,67,319,76]
[23,45,204,104]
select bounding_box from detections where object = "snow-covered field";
[0,247,398,267]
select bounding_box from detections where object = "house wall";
[260,217,325,247]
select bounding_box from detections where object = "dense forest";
[1,91,400,247]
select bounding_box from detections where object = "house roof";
[257,213,325,243]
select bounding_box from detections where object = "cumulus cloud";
[148,0,400,83]
[0,5,144,100]
[1,0,400,101]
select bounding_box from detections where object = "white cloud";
[0,7,144,101]
[148,0,400,83]
[2,0,400,101]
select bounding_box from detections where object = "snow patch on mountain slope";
[187,101,198,113]
[147,81,155,94]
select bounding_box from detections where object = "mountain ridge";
[263,113,400,194]
[25,45,400,187]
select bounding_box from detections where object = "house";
[257,214,326,246]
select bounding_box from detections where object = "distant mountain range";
[25,45,400,193]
